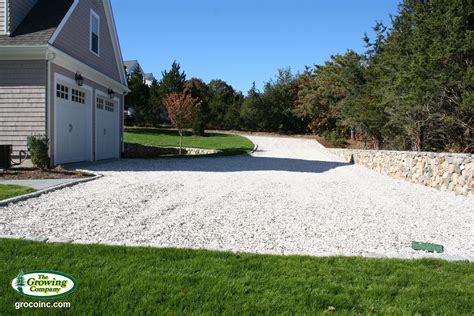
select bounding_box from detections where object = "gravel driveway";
[1,135,473,261]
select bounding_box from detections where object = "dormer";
[1,0,38,35]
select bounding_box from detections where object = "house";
[123,59,155,119]
[124,59,155,86]
[143,73,155,86]
[0,0,129,165]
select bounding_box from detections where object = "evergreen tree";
[184,78,211,135]
[372,0,473,151]
[260,68,303,133]
[207,79,239,129]
[240,82,264,131]
[125,68,150,125]
[159,61,186,95]
[158,61,187,122]
[148,79,164,125]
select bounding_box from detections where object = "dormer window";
[90,10,100,55]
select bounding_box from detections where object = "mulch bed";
[0,167,94,180]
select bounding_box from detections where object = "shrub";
[322,131,346,147]
[29,135,49,169]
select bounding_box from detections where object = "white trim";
[48,46,129,93]
[3,0,9,35]
[53,73,94,165]
[103,0,127,85]
[89,9,100,57]
[47,60,51,159]
[48,0,79,44]
[0,45,48,59]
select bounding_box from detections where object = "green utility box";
[412,241,444,253]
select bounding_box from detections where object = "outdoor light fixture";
[75,72,84,86]
[108,88,115,99]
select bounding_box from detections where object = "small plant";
[29,135,49,169]
[322,131,346,147]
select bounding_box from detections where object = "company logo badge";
[11,270,77,299]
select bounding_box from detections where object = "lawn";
[0,184,35,201]
[1,239,472,315]
[124,128,254,156]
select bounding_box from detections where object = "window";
[105,100,114,112]
[56,84,69,100]
[90,10,100,55]
[96,97,104,110]
[72,89,85,104]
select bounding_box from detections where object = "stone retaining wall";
[329,148,473,197]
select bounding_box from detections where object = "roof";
[123,60,138,69]
[0,0,74,46]
[144,73,155,81]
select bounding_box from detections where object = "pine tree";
[125,68,150,125]
[157,61,187,122]
[159,61,186,95]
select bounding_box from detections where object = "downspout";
[121,89,129,155]
[46,50,56,166]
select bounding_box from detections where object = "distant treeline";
[126,0,473,153]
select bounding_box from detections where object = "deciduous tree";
[163,92,201,154]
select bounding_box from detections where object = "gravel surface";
[1,135,473,261]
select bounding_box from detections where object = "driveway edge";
[250,143,259,154]
[0,173,103,208]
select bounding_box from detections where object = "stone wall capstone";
[328,148,473,198]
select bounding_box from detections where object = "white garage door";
[54,83,92,164]
[95,96,119,160]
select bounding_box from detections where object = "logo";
[11,270,77,299]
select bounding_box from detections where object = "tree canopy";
[125,0,473,152]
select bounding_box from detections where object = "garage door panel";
[95,97,119,160]
[55,82,92,164]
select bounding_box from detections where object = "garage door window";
[56,84,69,100]
[72,89,85,104]
[96,97,104,110]
[105,100,114,112]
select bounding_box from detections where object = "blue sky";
[113,0,400,93]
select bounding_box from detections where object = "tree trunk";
[415,127,423,152]
[179,130,183,155]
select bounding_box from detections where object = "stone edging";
[123,143,221,158]
[250,143,259,154]
[0,172,102,208]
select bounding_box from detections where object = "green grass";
[124,128,254,156]
[0,184,36,201]
[1,239,472,315]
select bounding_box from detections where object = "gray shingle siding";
[0,60,46,155]
[52,0,122,83]
[8,0,38,34]
[0,1,5,34]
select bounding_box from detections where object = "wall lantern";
[75,72,84,86]
[108,88,115,99]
